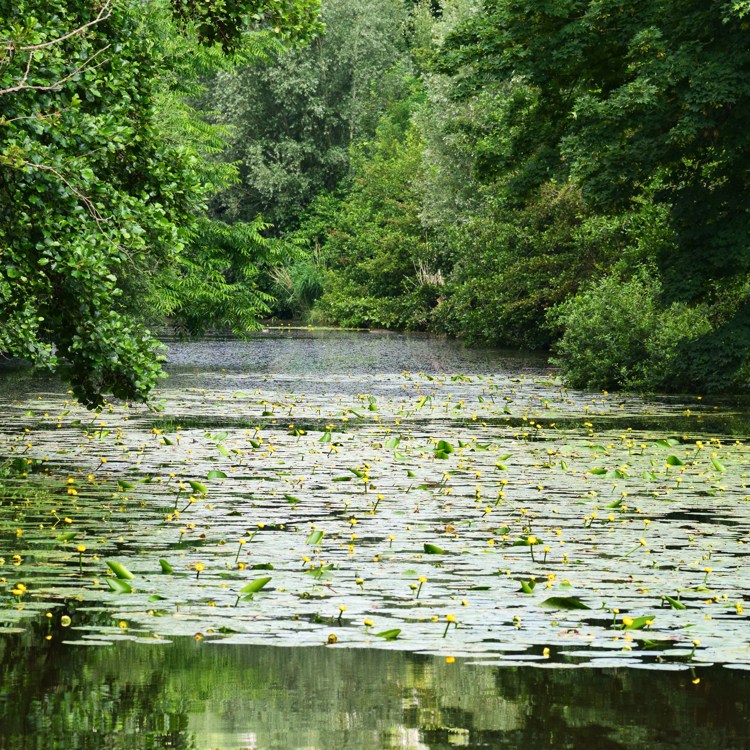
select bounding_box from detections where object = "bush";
[549,268,713,392]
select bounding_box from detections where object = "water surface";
[1,329,750,748]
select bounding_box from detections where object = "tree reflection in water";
[0,633,747,750]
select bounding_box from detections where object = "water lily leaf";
[497,454,512,461]
[207,470,228,480]
[666,455,684,466]
[385,436,401,450]
[435,440,454,455]
[217,445,231,457]
[519,579,536,594]
[161,436,175,446]
[251,563,274,570]
[655,438,680,448]
[106,578,133,594]
[332,475,352,482]
[117,480,136,490]
[106,560,135,580]
[285,494,301,505]
[607,497,624,508]
[623,615,655,630]
[424,543,446,554]
[319,431,332,443]
[148,594,167,601]
[540,596,590,610]
[589,468,607,476]
[375,629,400,641]
[159,559,174,574]
[240,577,272,595]
[348,467,365,478]
[307,530,324,545]
[711,457,726,472]
[188,480,208,495]
[306,564,334,579]
[662,595,687,610]
[55,532,77,542]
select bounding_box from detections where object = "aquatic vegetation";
[1,331,749,673]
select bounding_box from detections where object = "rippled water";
[1,329,750,748]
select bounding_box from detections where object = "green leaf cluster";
[0,0,321,406]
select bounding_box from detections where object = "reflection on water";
[0,633,748,750]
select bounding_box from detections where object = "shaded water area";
[1,329,750,748]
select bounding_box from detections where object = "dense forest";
[3,0,750,404]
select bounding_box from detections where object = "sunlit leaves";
[106,561,135,580]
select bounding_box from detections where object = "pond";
[1,329,749,748]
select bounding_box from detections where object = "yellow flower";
[76,545,86,553]
[445,656,455,664]
[622,616,634,627]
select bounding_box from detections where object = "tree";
[436,0,750,390]
[0,0,321,406]
[204,0,412,230]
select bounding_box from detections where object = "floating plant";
[0,331,749,670]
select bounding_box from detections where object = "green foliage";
[433,182,624,349]
[0,0,321,406]
[204,0,412,229]
[550,268,712,392]
[171,0,322,51]
[432,0,750,390]
[311,107,441,330]
[153,217,282,337]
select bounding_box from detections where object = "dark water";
[1,633,748,750]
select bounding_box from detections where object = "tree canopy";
[4,0,750,398]
[0,0,321,406]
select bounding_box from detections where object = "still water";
[1,634,748,750]
[1,329,749,749]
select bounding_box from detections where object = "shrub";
[549,268,713,392]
